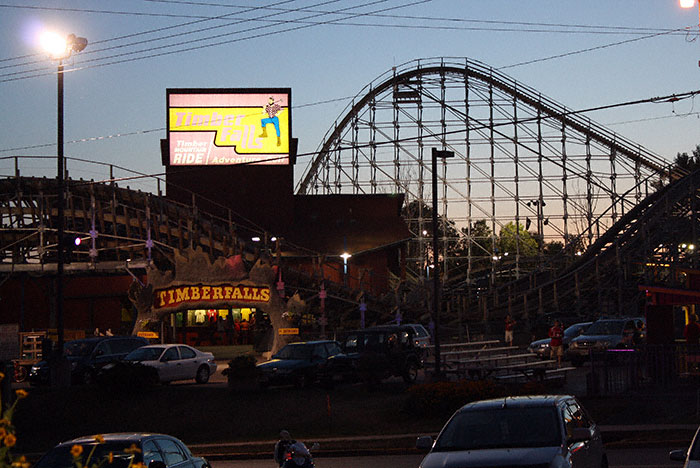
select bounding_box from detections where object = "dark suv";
[337,325,425,384]
[29,335,148,386]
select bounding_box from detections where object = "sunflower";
[70,445,83,458]
[4,434,17,448]
[15,389,28,399]
[94,435,106,444]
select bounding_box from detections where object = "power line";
[3,89,697,166]
[0,1,692,76]
[0,0,427,82]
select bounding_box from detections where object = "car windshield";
[64,341,97,357]
[126,347,164,361]
[434,406,561,451]
[564,324,590,338]
[274,344,312,360]
[35,443,143,468]
[585,321,624,336]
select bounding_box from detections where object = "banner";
[167,89,291,166]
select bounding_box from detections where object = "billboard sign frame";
[166,88,291,167]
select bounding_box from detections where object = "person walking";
[548,320,564,368]
[504,314,516,347]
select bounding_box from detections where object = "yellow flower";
[0,419,10,426]
[15,389,28,399]
[95,435,105,444]
[0,427,7,438]
[131,463,146,468]
[4,433,17,447]
[124,444,141,454]
[11,456,30,468]
[0,372,5,381]
[70,445,83,458]
[108,452,114,464]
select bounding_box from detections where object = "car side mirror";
[569,427,592,443]
[669,449,687,462]
[416,436,433,450]
[149,461,167,468]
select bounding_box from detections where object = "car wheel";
[82,370,95,386]
[13,365,28,383]
[195,365,210,384]
[403,362,419,384]
[295,373,309,388]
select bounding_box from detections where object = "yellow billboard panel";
[167,89,291,166]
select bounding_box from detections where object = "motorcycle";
[282,441,319,468]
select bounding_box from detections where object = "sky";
[0,0,699,195]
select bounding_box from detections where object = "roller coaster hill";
[1,57,699,345]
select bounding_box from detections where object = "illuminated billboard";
[166,89,291,166]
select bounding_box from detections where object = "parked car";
[34,433,211,468]
[256,340,345,388]
[416,394,607,468]
[29,335,148,386]
[670,425,700,467]
[120,344,217,384]
[567,317,646,366]
[527,321,592,359]
[333,325,425,384]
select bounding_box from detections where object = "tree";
[675,145,700,172]
[497,222,538,257]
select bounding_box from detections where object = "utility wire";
[0,0,428,82]
[0,1,692,75]
[2,89,697,164]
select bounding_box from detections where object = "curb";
[189,426,699,460]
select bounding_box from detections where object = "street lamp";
[41,31,87,382]
[431,147,454,380]
[681,0,700,42]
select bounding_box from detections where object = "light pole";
[431,147,454,380]
[681,0,700,64]
[40,31,87,380]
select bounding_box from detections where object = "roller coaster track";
[0,175,258,272]
[473,169,700,321]
[296,57,675,294]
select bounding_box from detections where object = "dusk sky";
[0,0,699,194]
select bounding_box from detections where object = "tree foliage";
[497,222,538,257]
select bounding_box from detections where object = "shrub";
[222,354,257,379]
[97,361,159,393]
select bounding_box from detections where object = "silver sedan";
[124,344,217,384]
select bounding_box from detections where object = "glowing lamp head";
[680,0,696,8]
[40,32,88,59]
[40,31,70,59]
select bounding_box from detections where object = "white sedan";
[124,344,217,384]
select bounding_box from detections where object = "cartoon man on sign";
[259,96,282,146]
